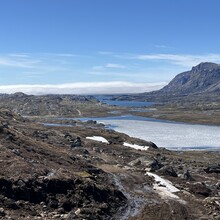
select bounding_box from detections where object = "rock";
[6,133,15,141]
[181,170,194,181]
[216,182,220,189]
[87,120,97,125]
[48,199,59,209]
[204,165,220,174]
[149,141,158,149]
[75,208,81,216]
[64,133,72,140]
[129,156,163,171]
[189,182,212,197]
[158,166,178,177]
[12,149,21,156]
[0,208,6,217]
[147,158,163,172]
[71,137,82,147]
[61,214,69,218]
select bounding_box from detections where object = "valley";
[0,62,220,219]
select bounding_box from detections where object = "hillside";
[0,93,120,117]
[159,62,220,95]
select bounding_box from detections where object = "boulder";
[71,137,82,148]
[204,165,220,174]
[188,182,212,197]
[129,157,163,171]
[181,170,195,181]
[157,166,178,177]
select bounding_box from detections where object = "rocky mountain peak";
[191,62,220,73]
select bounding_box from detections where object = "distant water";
[95,95,155,107]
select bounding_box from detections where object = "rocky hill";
[159,62,220,95]
[0,93,117,117]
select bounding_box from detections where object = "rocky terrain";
[0,93,122,118]
[0,108,219,219]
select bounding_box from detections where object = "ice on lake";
[97,117,220,150]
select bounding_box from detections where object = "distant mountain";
[159,62,220,95]
[113,62,220,102]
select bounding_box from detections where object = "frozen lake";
[78,115,220,150]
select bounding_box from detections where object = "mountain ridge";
[158,62,220,95]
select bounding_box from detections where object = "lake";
[95,95,155,107]
[74,115,220,150]
[48,95,220,151]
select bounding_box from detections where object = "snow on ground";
[86,136,109,144]
[123,142,149,151]
[146,172,180,199]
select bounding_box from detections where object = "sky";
[1,0,220,94]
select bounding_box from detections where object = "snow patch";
[123,142,149,151]
[146,172,180,199]
[86,136,109,144]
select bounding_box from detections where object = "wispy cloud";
[92,63,126,71]
[154,45,171,49]
[0,53,79,76]
[98,51,114,55]
[131,53,220,67]
[0,56,40,68]
[97,51,220,68]
[105,63,125,69]
[0,82,166,95]
[8,54,30,58]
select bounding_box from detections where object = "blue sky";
[0,0,220,94]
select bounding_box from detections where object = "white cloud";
[0,81,166,95]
